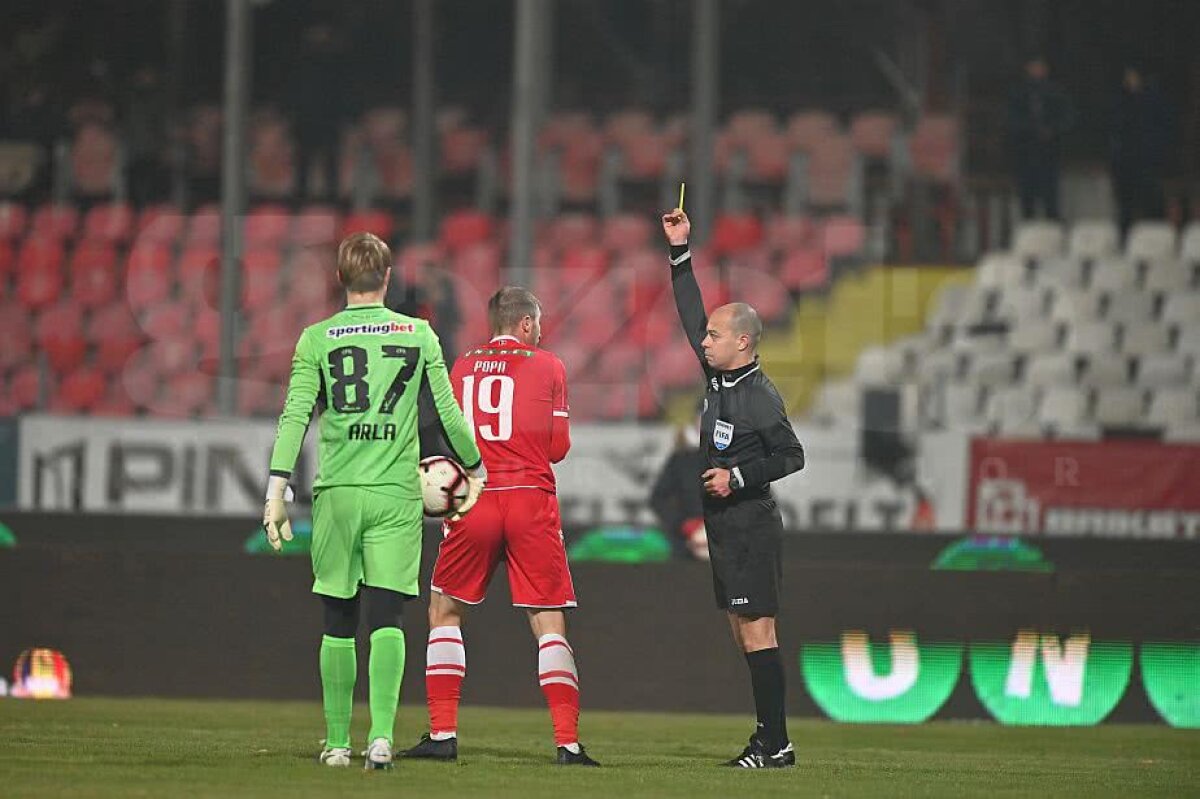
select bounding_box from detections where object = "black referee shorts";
[704,496,784,617]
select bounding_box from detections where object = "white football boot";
[318,746,353,767]
[363,737,394,770]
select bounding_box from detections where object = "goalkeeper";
[264,232,484,770]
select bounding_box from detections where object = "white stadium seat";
[1050,287,1103,324]
[1088,257,1137,292]
[1039,386,1091,430]
[1008,319,1059,353]
[1035,256,1088,290]
[1181,222,1200,263]
[976,252,1026,289]
[1147,386,1200,427]
[1104,291,1156,324]
[1079,355,1130,387]
[1053,422,1102,441]
[1165,423,1200,442]
[1136,352,1193,388]
[1023,352,1078,387]
[940,382,985,429]
[964,351,1016,389]
[810,379,860,427]
[917,348,960,385]
[993,284,1049,323]
[1064,319,1117,356]
[1120,323,1171,356]
[1175,325,1200,357]
[926,283,970,334]
[1092,386,1145,427]
[1160,292,1200,327]
[1141,260,1192,292]
[854,345,904,387]
[1013,220,1065,260]
[987,385,1041,434]
[1069,220,1119,259]
[1125,220,1177,262]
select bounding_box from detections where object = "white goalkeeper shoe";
[363,737,394,771]
[318,746,353,767]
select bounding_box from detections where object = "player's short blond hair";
[488,286,541,334]
[336,232,391,292]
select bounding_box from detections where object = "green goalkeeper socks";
[368,627,406,745]
[319,635,357,750]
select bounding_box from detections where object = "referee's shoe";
[724,734,795,768]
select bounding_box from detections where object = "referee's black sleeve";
[737,385,805,489]
[668,244,709,367]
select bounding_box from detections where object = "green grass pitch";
[1,697,1196,797]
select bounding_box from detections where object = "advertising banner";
[966,439,1200,539]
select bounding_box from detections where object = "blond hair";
[336,232,391,292]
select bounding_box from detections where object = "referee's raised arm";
[661,209,708,367]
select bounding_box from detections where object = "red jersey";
[450,335,570,491]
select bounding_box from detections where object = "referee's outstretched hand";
[662,208,690,246]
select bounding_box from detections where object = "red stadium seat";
[602,214,653,254]
[394,242,445,285]
[557,134,605,203]
[241,248,283,308]
[603,110,655,145]
[89,304,144,371]
[53,367,107,412]
[745,134,791,183]
[35,302,88,373]
[543,214,599,251]
[146,334,198,376]
[8,364,44,410]
[119,351,162,409]
[764,215,816,253]
[0,308,33,370]
[141,301,192,340]
[186,205,222,247]
[808,135,856,207]
[560,245,609,277]
[68,240,119,309]
[82,202,134,243]
[284,248,337,307]
[910,114,959,182]
[341,209,394,241]
[244,205,292,248]
[292,205,340,247]
[786,110,840,152]
[248,116,296,198]
[711,214,764,256]
[452,242,501,289]
[16,241,65,310]
[850,112,898,159]
[177,247,220,307]
[135,204,185,246]
[91,385,136,417]
[161,372,215,417]
[126,244,174,309]
[779,248,829,291]
[724,262,789,323]
[0,202,28,240]
[440,210,495,252]
[193,306,222,360]
[236,378,284,416]
[0,240,14,284]
[440,127,488,175]
[726,109,779,143]
[822,215,866,257]
[618,132,669,180]
[30,203,80,240]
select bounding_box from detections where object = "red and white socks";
[424,627,582,750]
[425,626,466,739]
[537,633,581,750]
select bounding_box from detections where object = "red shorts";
[431,488,577,608]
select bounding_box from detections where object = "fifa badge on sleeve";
[713,420,734,451]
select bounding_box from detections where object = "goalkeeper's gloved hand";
[449,462,487,521]
[262,475,294,551]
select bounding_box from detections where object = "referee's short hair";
[488,286,541,334]
[728,302,762,350]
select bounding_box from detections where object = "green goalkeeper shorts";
[311,485,424,599]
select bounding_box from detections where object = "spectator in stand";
[1110,65,1172,236]
[385,255,461,363]
[1007,56,1074,220]
[288,22,348,201]
[123,65,171,205]
[649,411,710,561]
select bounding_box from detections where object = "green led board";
[800,630,962,723]
[969,632,1132,725]
[1140,642,1200,728]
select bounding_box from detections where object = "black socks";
[744,647,789,752]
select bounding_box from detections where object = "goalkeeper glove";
[449,462,487,521]
[262,475,294,551]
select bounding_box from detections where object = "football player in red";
[402,286,599,766]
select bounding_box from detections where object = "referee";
[661,208,805,769]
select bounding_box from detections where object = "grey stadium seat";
[1126,221,1177,263]
[854,345,904,387]
[1023,352,1078,387]
[939,382,986,430]
[1079,355,1130,388]
[1089,256,1138,292]
[1039,386,1091,430]
[1136,352,1193,388]
[987,385,1041,435]
[1104,291,1156,324]
[1064,319,1118,356]
[1181,223,1200,263]
[1013,220,1065,261]
[1035,256,1088,291]
[1147,386,1200,427]
[1092,386,1146,427]
[926,283,970,335]
[965,351,1016,389]
[1141,259,1192,292]
[1008,318,1059,353]
[1050,287,1104,324]
[1120,323,1171,356]
[994,284,1049,323]
[1175,325,1200,358]
[1160,292,1200,327]
[1069,220,1119,260]
[976,252,1026,289]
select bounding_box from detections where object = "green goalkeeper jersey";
[268,303,481,499]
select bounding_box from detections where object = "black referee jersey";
[668,243,805,614]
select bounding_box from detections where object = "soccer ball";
[419,456,470,517]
